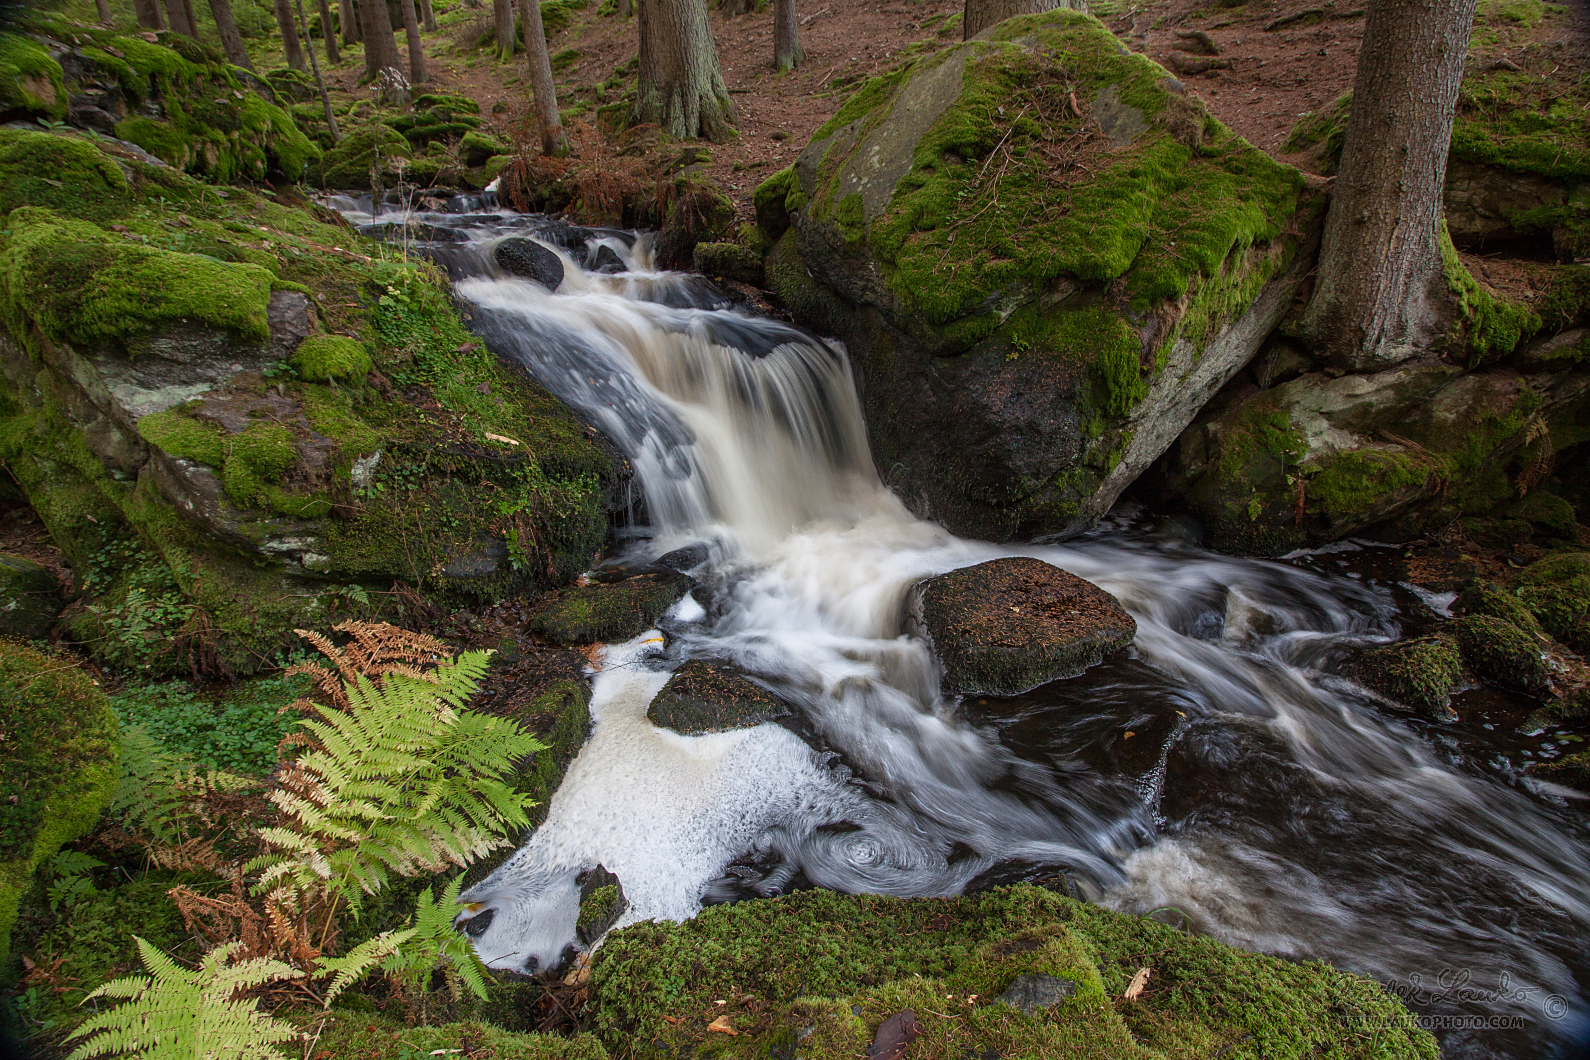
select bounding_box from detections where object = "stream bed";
[329,192,1590,1060]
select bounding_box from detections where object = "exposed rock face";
[646,659,792,734]
[909,557,1135,696]
[525,571,693,644]
[0,554,62,637]
[758,10,1323,540]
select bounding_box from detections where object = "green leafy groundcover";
[105,673,309,776]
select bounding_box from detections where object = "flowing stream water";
[330,194,1590,1060]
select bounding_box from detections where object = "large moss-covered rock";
[1515,551,1590,651]
[910,557,1135,696]
[0,642,119,967]
[0,554,62,637]
[0,129,624,674]
[760,10,1322,540]
[1448,614,1550,694]
[1356,634,1465,721]
[590,885,1437,1060]
[646,659,792,734]
[526,572,692,644]
[0,31,67,122]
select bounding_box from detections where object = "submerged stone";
[526,571,692,644]
[910,557,1136,696]
[1356,634,1465,721]
[647,659,792,734]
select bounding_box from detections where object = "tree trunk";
[209,0,256,69]
[276,0,307,68]
[340,0,361,43]
[518,0,566,155]
[316,0,341,62]
[420,0,436,32]
[295,0,342,146]
[773,0,801,70]
[163,0,195,34]
[134,0,167,30]
[180,0,200,36]
[493,0,516,58]
[399,0,427,81]
[633,0,735,142]
[358,0,405,89]
[1298,0,1478,371]
[94,0,114,25]
[962,0,1057,39]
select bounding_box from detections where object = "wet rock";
[1356,634,1465,721]
[1453,581,1544,636]
[525,571,692,644]
[495,237,565,290]
[1447,615,1550,694]
[693,242,763,286]
[0,554,62,638]
[996,973,1079,1014]
[910,557,1136,696]
[590,243,626,273]
[655,543,710,572]
[1529,752,1590,792]
[647,659,792,734]
[576,866,627,946]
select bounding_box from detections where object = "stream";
[329,193,1590,1060]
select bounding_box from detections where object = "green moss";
[135,407,227,467]
[1453,579,1544,634]
[460,128,512,166]
[1447,614,1549,693]
[590,886,1436,1060]
[315,1017,609,1059]
[1356,634,1465,720]
[753,165,798,243]
[578,884,619,931]
[1283,91,1350,174]
[220,421,300,509]
[1452,73,1590,182]
[291,334,373,382]
[0,642,119,967]
[413,93,482,114]
[1306,449,1437,520]
[318,122,413,189]
[1439,222,1541,362]
[0,32,66,121]
[526,573,692,644]
[0,130,131,221]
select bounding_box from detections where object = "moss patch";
[0,32,66,122]
[646,660,791,734]
[1447,614,1549,693]
[526,572,692,644]
[1356,634,1465,720]
[291,334,373,382]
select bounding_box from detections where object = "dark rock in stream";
[1355,634,1465,720]
[495,237,565,289]
[655,543,711,572]
[590,244,626,273]
[647,659,792,734]
[909,557,1136,696]
[525,570,692,644]
[576,865,627,945]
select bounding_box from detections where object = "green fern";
[65,938,302,1060]
[318,928,414,1006]
[112,726,255,846]
[247,639,545,916]
[381,876,492,1002]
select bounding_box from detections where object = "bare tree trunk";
[518,0,566,155]
[209,0,256,68]
[633,0,735,141]
[94,0,114,25]
[1298,0,1477,371]
[134,0,167,30]
[493,0,516,58]
[420,0,436,32]
[358,0,404,87]
[276,0,307,68]
[340,0,361,43]
[773,0,801,70]
[163,0,195,34]
[295,0,342,146]
[181,0,201,36]
[963,0,1058,39]
[399,0,427,82]
[316,0,341,62]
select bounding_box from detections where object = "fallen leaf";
[1123,731,1135,739]
[865,1011,920,1060]
[707,1015,738,1035]
[661,1016,681,1026]
[484,432,520,445]
[1124,967,1151,1001]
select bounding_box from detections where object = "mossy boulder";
[0,31,67,122]
[0,641,119,968]
[1356,634,1465,721]
[313,1018,609,1059]
[590,885,1437,1060]
[646,659,792,734]
[1447,614,1550,694]
[1453,579,1544,635]
[692,241,763,285]
[0,554,62,638]
[761,10,1322,540]
[290,334,372,382]
[1514,552,1590,650]
[910,557,1135,696]
[460,129,512,167]
[319,122,413,189]
[526,571,692,644]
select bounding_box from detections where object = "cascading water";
[330,193,1590,1060]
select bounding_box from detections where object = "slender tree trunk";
[493,0,516,58]
[276,0,307,68]
[209,0,256,68]
[518,0,566,155]
[163,0,195,34]
[180,0,200,36]
[399,0,427,81]
[633,0,735,141]
[295,0,342,146]
[963,0,1058,39]
[773,0,801,70]
[134,0,167,30]
[316,0,341,62]
[358,0,404,86]
[1298,0,1478,371]
[420,0,436,32]
[94,0,114,25]
[340,0,361,43]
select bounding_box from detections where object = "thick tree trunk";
[963,0,1058,39]
[358,0,405,88]
[1298,0,1478,371]
[420,0,436,32]
[209,0,256,68]
[493,0,516,58]
[163,0,195,35]
[773,0,801,70]
[399,0,427,81]
[316,0,341,62]
[633,0,735,142]
[94,0,114,25]
[340,0,361,43]
[295,0,342,146]
[276,0,307,68]
[134,0,167,30]
[518,0,566,155]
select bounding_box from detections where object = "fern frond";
[380,877,491,1003]
[317,929,414,1007]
